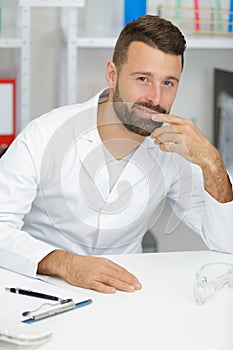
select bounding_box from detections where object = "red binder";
[0,79,16,153]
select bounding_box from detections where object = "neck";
[97,100,145,160]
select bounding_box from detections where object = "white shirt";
[0,90,233,277]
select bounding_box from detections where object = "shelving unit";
[0,0,85,133]
[0,3,30,132]
[60,4,233,105]
[19,1,85,116]
[1,1,232,127]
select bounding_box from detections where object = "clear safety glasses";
[194,262,233,305]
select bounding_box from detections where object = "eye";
[138,77,146,82]
[163,81,173,87]
[137,76,149,83]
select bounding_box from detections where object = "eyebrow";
[131,71,180,83]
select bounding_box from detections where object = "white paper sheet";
[0,267,91,322]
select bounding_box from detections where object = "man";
[0,15,232,294]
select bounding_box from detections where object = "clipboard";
[23,298,92,323]
[0,267,92,323]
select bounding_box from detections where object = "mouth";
[134,105,159,119]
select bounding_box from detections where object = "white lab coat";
[0,90,233,277]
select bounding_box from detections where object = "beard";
[112,83,167,137]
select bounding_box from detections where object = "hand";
[150,113,233,203]
[150,113,215,167]
[38,250,142,294]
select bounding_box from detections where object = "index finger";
[151,113,190,125]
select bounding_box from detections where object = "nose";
[145,84,161,106]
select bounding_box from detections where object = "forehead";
[123,41,182,76]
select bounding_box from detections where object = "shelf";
[186,36,233,49]
[75,37,117,48]
[73,36,233,49]
[0,2,85,134]
[19,0,85,7]
[0,38,22,48]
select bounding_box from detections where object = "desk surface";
[4,251,233,350]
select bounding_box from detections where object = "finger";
[151,124,180,138]
[104,259,141,289]
[151,113,191,126]
[159,142,191,159]
[91,280,117,294]
[154,133,181,144]
[98,274,139,293]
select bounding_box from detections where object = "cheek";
[161,88,178,107]
[121,80,153,104]
[117,81,139,103]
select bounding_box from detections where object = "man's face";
[110,42,182,136]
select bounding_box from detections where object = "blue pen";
[228,0,233,32]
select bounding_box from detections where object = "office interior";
[0,0,233,253]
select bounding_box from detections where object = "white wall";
[2,7,233,251]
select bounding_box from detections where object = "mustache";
[133,102,167,114]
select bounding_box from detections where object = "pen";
[5,287,61,301]
[24,299,76,320]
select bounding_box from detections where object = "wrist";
[200,147,222,173]
[201,155,233,203]
[37,250,75,278]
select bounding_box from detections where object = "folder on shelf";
[0,267,92,323]
[0,79,16,151]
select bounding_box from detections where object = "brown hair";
[113,15,186,71]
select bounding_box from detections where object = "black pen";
[5,287,61,301]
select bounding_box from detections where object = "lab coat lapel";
[79,128,110,201]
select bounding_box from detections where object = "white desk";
[4,251,233,350]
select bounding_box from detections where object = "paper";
[0,267,92,322]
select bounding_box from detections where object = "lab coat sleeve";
[0,124,58,277]
[167,159,233,254]
[201,176,233,253]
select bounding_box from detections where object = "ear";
[105,60,118,88]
